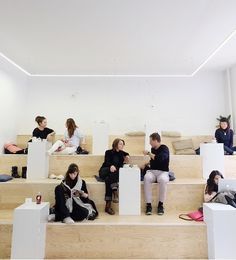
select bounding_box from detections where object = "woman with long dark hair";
[204,170,224,202]
[48,118,84,155]
[99,138,130,215]
[53,163,98,224]
[215,115,236,155]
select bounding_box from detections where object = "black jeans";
[54,185,89,221]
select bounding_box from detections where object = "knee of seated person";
[144,172,152,181]
[159,176,169,183]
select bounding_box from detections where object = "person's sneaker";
[48,214,55,222]
[157,202,164,215]
[63,217,75,224]
[146,204,152,215]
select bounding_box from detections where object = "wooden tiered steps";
[2,147,236,259]
[1,154,236,178]
[16,134,213,155]
[0,177,208,259]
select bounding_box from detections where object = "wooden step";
[1,154,236,179]
[0,178,205,213]
[0,212,207,259]
[16,134,213,155]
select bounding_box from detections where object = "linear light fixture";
[0,29,236,78]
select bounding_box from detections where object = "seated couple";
[99,132,170,216]
[49,163,98,224]
[32,116,85,155]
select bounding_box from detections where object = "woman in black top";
[32,116,55,141]
[99,138,130,215]
[215,116,236,155]
[54,163,98,224]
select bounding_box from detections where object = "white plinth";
[119,167,141,215]
[92,122,109,155]
[11,202,49,260]
[200,143,224,179]
[203,203,236,259]
[27,141,51,179]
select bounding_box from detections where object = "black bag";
[76,146,89,155]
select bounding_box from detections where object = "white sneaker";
[49,174,57,179]
[63,217,75,224]
[48,214,55,222]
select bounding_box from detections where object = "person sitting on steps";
[143,132,170,216]
[48,118,84,155]
[99,138,130,215]
[51,163,98,224]
[215,115,236,155]
[33,116,55,142]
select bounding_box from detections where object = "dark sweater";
[215,128,234,148]
[101,149,129,169]
[32,127,54,139]
[150,144,170,172]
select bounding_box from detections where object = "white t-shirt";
[64,128,84,148]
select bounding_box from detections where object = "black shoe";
[146,204,152,215]
[22,166,27,179]
[157,202,164,215]
[11,166,20,178]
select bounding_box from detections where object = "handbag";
[179,208,203,222]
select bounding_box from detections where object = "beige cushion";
[125,131,145,136]
[172,139,194,151]
[161,131,181,138]
[175,149,196,155]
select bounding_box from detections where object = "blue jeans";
[224,145,236,155]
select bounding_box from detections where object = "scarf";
[62,176,96,218]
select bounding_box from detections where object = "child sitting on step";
[51,163,98,224]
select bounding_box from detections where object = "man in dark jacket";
[143,132,170,216]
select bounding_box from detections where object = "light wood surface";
[0,178,205,213]
[2,154,236,179]
[0,211,207,259]
[16,134,213,155]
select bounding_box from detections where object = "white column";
[204,203,236,259]
[92,121,109,155]
[11,202,49,259]
[27,141,51,179]
[119,167,141,215]
[200,143,224,179]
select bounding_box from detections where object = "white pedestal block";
[92,122,109,155]
[119,167,141,215]
[27,141,51,179]
[11,202,49,260]
[203,203,236,259]
[200,143,224,179]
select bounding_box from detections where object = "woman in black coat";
[99,138,130,215]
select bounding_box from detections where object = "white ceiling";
[0,0,236,75]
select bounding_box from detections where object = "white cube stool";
[11,202,49,259]
[92,121,109,155]
[27,141,51,179]
[200,143,224,179]
[204,203,236,259]
[119,167,141,215]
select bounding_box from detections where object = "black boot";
[22,166,27,179]
[11,166,20,178]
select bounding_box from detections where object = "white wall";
[19,71,226,136]
[229,66,236,130]
[0,56,28,153]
